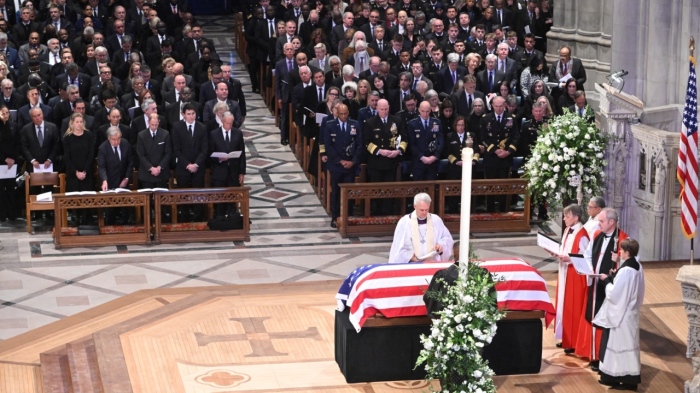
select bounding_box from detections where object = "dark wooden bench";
[337,181,436,238]
[52,192,152,249]
[153,187,251,244]
[436,178,531,233]
[336,179,531,238]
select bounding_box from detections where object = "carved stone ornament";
[55,194,150,208]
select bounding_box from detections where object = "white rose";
[553,165,560,173]
[560,142,566,148]
[473,370,483,378]
[542,191,547,196]
[545,138,552,146]
[596,153,604,159]
[542,163,549,170]
[569,170,575,176]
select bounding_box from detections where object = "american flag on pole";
[678,57,699,239]
[336,259,555,332]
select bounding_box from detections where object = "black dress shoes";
[564,348,575,354]
[611,384,637,391]
[590,361,600,372]
[330,219,337,228]
[555,342,563,348]
[281,139,289,146]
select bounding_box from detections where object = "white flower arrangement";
[416,262,504,393]
[523,109,608,208]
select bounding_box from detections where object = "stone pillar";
[676,266,700,392]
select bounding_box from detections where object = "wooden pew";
[153,187,251,244]
[337,181,436,238]
[336,179,531,238]
[435,178,531,233]
[52,192,152,249]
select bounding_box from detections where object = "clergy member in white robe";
[593,238,644,391]
[388,193,454,263]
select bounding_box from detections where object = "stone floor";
[0,15,558,341]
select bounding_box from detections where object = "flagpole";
[692,36,696,266]
[459,143,474,280]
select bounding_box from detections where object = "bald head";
[377,99,389,118]
[419,101,431,120]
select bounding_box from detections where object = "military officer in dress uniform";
[520,101,548,220]
[481,96,520,212]
[446,115,480,212]
[363,98,407,214]
[325,104,362,228]
[407,101,444,181]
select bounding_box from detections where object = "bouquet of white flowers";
[416,262,504,393]
[523,109,608,208]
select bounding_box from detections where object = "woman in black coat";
[62,113,96,224]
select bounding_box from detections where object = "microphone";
[611,70,628,78]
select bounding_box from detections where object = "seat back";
[28,172,61,187]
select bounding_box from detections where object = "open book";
[36,191,52,202]
[137,188,169,192]
[568,253,601,276]
[65,191,97,196]
[100,188,131,193]
[211,151,242,159]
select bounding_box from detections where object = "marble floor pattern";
[0,15,558,341]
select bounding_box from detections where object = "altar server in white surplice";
[388,193,454,263]
[593,238,644,391]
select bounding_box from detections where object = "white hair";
[414,193,432,206]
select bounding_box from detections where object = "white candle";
[459,146,474,279]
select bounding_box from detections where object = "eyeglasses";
[328,92,338,96]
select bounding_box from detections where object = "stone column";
[676,266,700,392]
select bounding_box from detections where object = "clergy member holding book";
[553,204,589,354]
[593,238,644,391]
[575,207,628,371]
[388,193,454,263]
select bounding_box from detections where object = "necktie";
[378,42,383,51]
[500,60,505,72]
[53,21,58,29]
[497,115,501,123]
[172,5,177,14]
[93,8,97,17]
[452,71,456,84]
[189,124,193,138]
[318,87,323,102]
[114,146,120,160]
[403,92,407,101]
[498,10,502,24]
[467,94,472,108]
[382,118,386,125]
[37,125,43,147]
[54,54,58,63]
[580,109,584,116]
[372,110,376,116]
[287,60,292,71]
[159,35,164,44]
[225,130,230,144]
[341,123,345,133]
[359,57,364,73]
[562,62,568,75]
[413,79,417,90]
[319,59,324,69]
[488,71,493,91]
[269,20,274,37]
[295,9,299,18]
[424,120,428,130]
[151,131,156,138]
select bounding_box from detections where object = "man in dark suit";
[476,54,507,95]
[298,9,320,46]
[199,65,225,103]
[386,71,413,114]
[171,103,208,221]
[209,111,246,217]
[136,113,170,188]
[514,0,539,46]
[518,33,544,70]
[60,99,95,135]
[105,19,127,56]
[330,11,354,56]
[41,6,74,39]
[569,90,595,123]
[549,46,587,96]
[324,103,361,228]
[17,87,52,130]
[356,91,380,132]
[221,64,247,117]
[55,63,92,101]
[496,43,519,85]
[275,42,296,145]
[97,126,134,224]
[166,87,200,126]
[128,99,164,146]
[53,84,80,126]
[300,69,329,141]
[145,21,172,70]
[407,101,444,181]
[363,99,406,214]
[0,0,17,27]
[97,108,132,151]
[450,75,485,118]
[202,82,244,127]
[254,5,279,70]
[360,9,383,44]
[493,0,514,31]
[0,79,24,109]
[435,53,467,96]
[480,96,520,212]
[20,107,59,173]
[184,24,216,57]
[11,7,40,47]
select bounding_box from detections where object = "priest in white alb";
[388,193,454,263]
[583,196,605,238]
[593,238,644,391]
